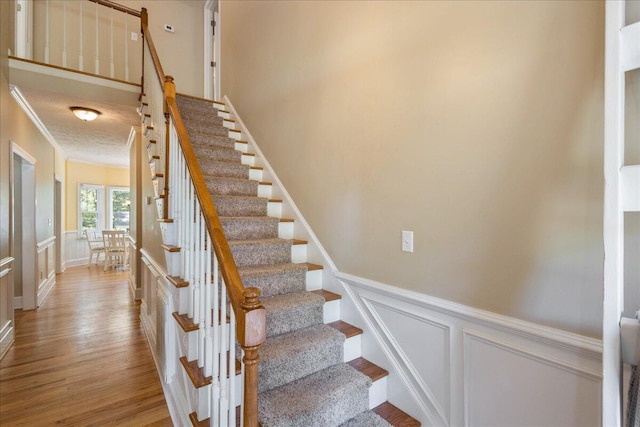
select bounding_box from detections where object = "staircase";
[146,93,420,427]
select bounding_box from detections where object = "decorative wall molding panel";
[36,237,56,307]
[336,272,603,427]
[0,257,15,359]
[63,230,90,268]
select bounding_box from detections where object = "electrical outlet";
[402,230,414,253]
[131,32,138,41]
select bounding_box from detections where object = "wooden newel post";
[162,75,175,220]
[140,8,147,94]
[241,287,266,427]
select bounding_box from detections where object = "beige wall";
[221,0,605,337]
[122,0,205,97]
[65,160,129,231]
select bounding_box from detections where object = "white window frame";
[78,183,105,236]
[107,186,130,231]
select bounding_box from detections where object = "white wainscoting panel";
[464,330,601,427]
[36,236,56,307]
[64,230,90,267]
[336,272,603,427]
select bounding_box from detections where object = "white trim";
[621,165,640,211]
[360,295,447,426]
[13,297,23,310]
[125,126,137,151]
[223,96,339,273]
[203,0,215,100]
[36,235,56,249]
[8,57,140,92]
[10,141,37,165]
[621,21,640,72]
[337,271,602,358]
[9,85,62,156]
[67,157,129,169]
[0,257,15,271]
[603,2,626,425]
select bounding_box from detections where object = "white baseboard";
[66,258,89,268]
[13,296,23,310]
[37,272,55,307]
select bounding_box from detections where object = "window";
[109,187,130,231]
[78,184,130,234]
[79,184,104,233]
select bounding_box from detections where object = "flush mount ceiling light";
[70,106,102,121]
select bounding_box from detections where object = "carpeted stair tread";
[213,195,268,217]
[220,216,280,240]
[181,111,225,126]
[202,161,250,179]
[257,323,344,392]
[261,291,324,338]
[258,363,371,427]
[188,131,236,150]
[206,176,258,197]
[193,145,241,163]
[339,410,391,427]
[186,122,231,138]
[176,95,220,114]
[229,238,292,267]
[238,262,307,297]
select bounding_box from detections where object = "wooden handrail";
[140,8,265,425]
[87,0,141,17]
[165,83,265,427]
[140,8,166,90]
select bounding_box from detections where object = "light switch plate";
[402,230,414,253]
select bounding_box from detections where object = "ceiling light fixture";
[70,106,102,122]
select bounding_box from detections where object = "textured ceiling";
[10,61,141,168]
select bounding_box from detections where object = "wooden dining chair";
[85,229,105,267]
[102,230,128,271]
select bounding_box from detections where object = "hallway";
[0,266,172,426]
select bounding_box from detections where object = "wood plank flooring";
[0,266,172,426]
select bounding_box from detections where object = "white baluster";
[110,7,114,78]
[44,0,49,63]
[62,1,66,67]
[220,284,228,425]
[212,254,221,424]
[95,1,99,74]
[229,308,236,427]
[124,15,129,81]
[78,2,83,71]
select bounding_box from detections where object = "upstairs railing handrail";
[87,0,141,17]
[140,8,266,426]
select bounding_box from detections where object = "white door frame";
[204,0,220,100]
[11,142,37,311]
[14,0,33,59]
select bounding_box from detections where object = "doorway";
[204,0,219,100]
[11,144,37,311]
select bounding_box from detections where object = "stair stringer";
[223,95,429,425]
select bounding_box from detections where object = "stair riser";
[324,299,341,323]
[265,299,323,338]
[239,267,307,298]
[189,125,231,139]
[214,197,268,217]
[193,146,241,164]
[267,200,281,217]
[189,133,236,149]
[258,328,344,392]
[201,162,250,180]
[221,218,279,240]
[196,148,242,164]
[230,242,292,267]
[207,178,258,197]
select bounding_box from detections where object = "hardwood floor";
[0,266,172,426]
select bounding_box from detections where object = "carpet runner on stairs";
[175,94,391,427]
